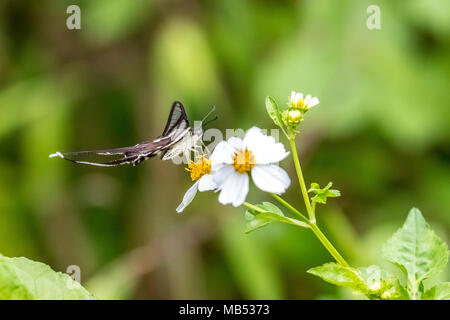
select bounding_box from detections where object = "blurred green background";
[0,0,449,299]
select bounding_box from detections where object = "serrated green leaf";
[245,202,308,233]
[423,282,450,300]
[381,208,449,298]
[308,262,410,300]
[0,256,94,300]
[307,263,367,293]
[265,96,283,128]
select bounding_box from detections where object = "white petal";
[290,91,296,102]
[176,181,199,213]
[218,172,249,207]
[304,94,311,107]
[309,97,319,107]
[295,92,303,103]
[210,141,235,166]
[251,164,291,194]
[227,136,244,151]
[243,127,289,164]
[198,174,216,191]
[211,165,236,188]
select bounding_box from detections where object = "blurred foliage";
[0,0,448,299]
[0,255,94,299]
[309,208,449,300]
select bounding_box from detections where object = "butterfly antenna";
[201,105,216,123]
[203,115,219,128]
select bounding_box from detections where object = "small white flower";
[176,156,216,213]
[210,127,291,207]
[289,91,319,110]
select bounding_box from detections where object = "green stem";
[310,223,350,267]
[271,193,349,266]
[247,197,349,266]
[288,138,350,267]
[270,193,309,222]
[289,139,315,222]
[243,202,264,213]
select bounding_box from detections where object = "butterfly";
[49,101,214,167]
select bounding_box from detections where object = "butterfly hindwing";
[49,138,172,167]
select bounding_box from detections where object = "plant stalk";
[270,193,309,222]
[309,223,350,267]
[289,138,315,222]
[288,137,350,267]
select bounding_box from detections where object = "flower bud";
[287,109,302,123]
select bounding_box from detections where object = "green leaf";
[308,182,341,205]
[0,255,94,300]
[381,208,449,297]
[423,282,450,300]
[245,202,308,233]
[308,263,409,300]
[359,265,409,300]
[265,96,284,129]
[307,262,366,293]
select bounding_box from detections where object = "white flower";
[289,91,319,110]
[210,127,291,207]
[176,156,216,213]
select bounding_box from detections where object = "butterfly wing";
[158,101,193,160]
[49,137,172,167]
[163,101,189,136]
[49,101,192,167]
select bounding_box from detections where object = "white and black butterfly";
[49,101,213,167]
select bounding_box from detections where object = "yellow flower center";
[295,99,305,109]
[185,156,211,181]
[232,149,256,174]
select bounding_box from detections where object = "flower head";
[210,127,291,207]
[287,109,303,124]
[186,156,212,181]
[289,91,319,110]
[232,149,256,173]
[176,155,216,213]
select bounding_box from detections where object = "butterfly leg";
[200,140,212,157]
[132,155,146,166]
